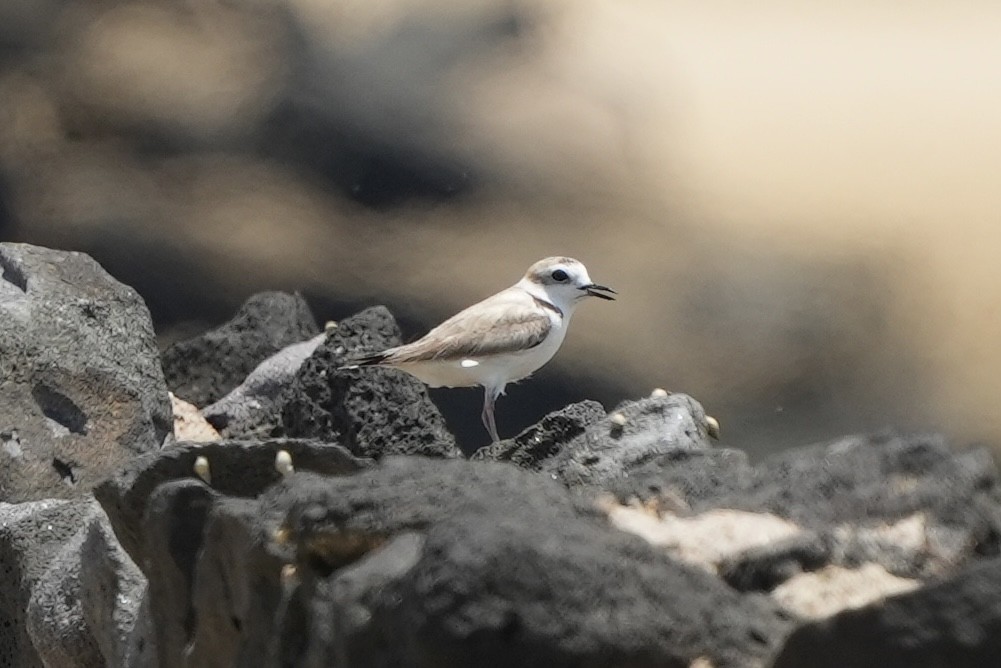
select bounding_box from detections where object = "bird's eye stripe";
[551,269,568,282]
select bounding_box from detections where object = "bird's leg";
[481,385,501,443]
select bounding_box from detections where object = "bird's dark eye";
[551,269,569,282]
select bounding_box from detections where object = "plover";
[342,256,615,442]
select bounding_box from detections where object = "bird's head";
[519,256,616,312]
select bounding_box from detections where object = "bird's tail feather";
[338,351,389,371]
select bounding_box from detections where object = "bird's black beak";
[581,283,616,300]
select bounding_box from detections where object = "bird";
[341,256,615,443]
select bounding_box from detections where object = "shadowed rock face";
[112,457,792,668]
[772,556,1001,668]
[0,500,105,668]
[161,291,319,407]
[0,243,171,502]
[281,306,460,459]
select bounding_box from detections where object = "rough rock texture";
[95,438,369,563]
[144,480,221,668]
[604,447,754,508]
[721,433,1001,529]
[281,306,460,459]
[542,394,720,488]
[0,243,172,501]
[301,498,791,668]
[203,332,327,438]
[161,291,319,407]
[470,400,606,468]
[79,518,147,668]
[0,499,102,668]
[129,456,792,667]
[772,556,1001,667]
[170,392,220,442]
[715,433,1001,581]
[586,426,1001,577]
[25,504,116,668]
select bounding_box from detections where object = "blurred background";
[2,0,999,456]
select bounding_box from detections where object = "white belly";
[393,319,568,391]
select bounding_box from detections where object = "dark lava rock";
[95,438,368,564]
[144,480,220,668]
[161,291,319,407]
[129,457,792,667]
[26,505,119,668]
[281,306,459,459]
[719,531,831,592]
[0,499,101,668]
[79,518,147,668]
[470,400,606,469]
[719,433,1001,550]
[188,495,288,668]
[260,458,792,667]
[266,458,578,555]
[542,393,719,488]
[604,447,754,508]
[203,332,327,438]
[0,243,172,502]
[772,555,1001,668]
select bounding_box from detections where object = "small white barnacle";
[281,563,297,583]
[275,450,294,477]
[610,412,628,427]
[273,526,290,545]
[193,456,211,485]
[705,416,721,440]
[324,320,338,331]
[650,388,670,398]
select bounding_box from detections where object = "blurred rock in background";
[2,0,999,455]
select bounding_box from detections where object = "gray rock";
[470,400,606,469]
[161,291,319,407]
[281,306,460,459]
[263,458,792,667]
[710,433,1001,579]
[772,555,1001,668]
[144,480,219,668]
[189,496,289,667]
[203,332,327,438]
[25,502,107,668]
[123,592,157,668]
[95,438,369,564]
[542,393,719,488]
[604,446,754,507]
[79,518,147,668]
[725,433,1001,528]
[0,499,100,668]
[266,458,577,556]
[0,243,171,501]
[719,531,831,592]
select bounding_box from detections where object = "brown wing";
[380,294,553,364]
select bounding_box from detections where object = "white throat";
[516,278,581,318]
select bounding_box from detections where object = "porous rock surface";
[0,499,104,668]
[281,306,460,459]
[117,457,793,668]
[470,399,606,468]
[202,332,327,438]
[161,291,319,407]
[0,243,172,501]
[4,246,1001,667]
[95,438,369,561]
